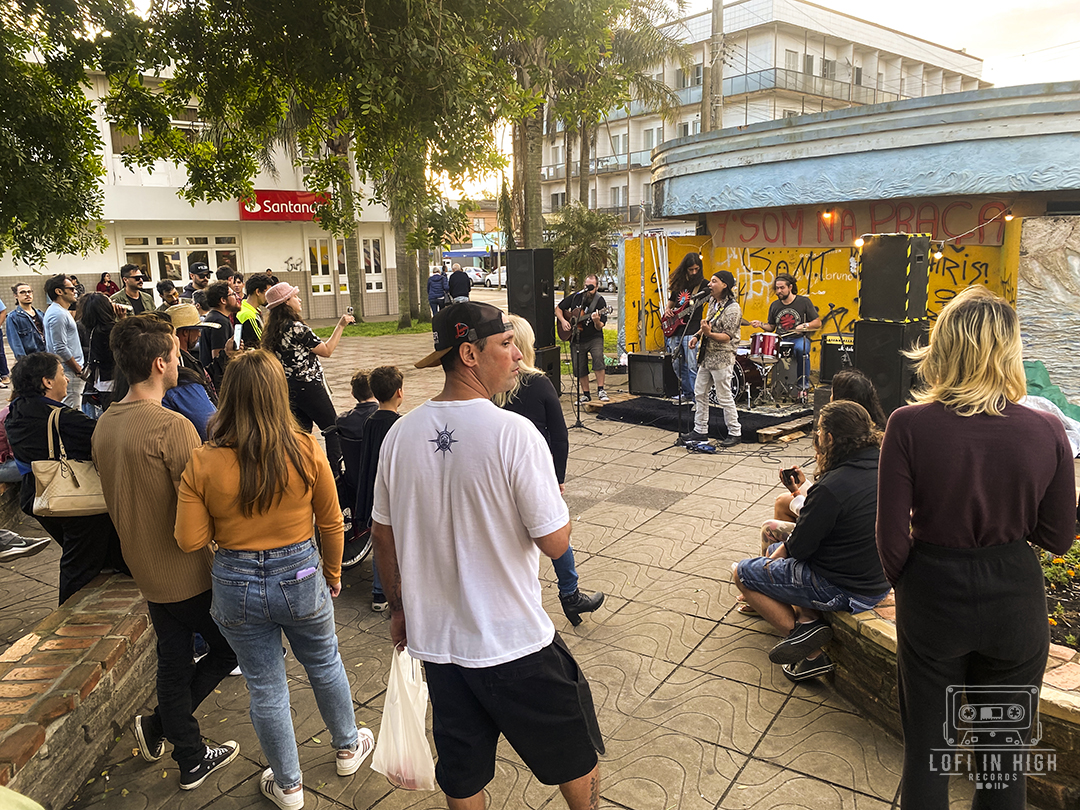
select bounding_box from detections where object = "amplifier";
[627,353,678,397]
[820,334,854,383]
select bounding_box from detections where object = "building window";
[309,237,332,295]
[804,54,814,75]
[336,239,349,294]
[854,66,863,86]
[877,72,884,90]
[785,50,799,72]
[678,122,689,138]
[611,133,628,154]
[642,182,651,204]
[473,217,486,231]
[675,64,703,89]
[550,192,566,212]
[124,233,238,290]
[589,188,596,209]
[109,107,204,154]
[362,238,383,292]
[551,144,562,166]
[821,59,835,80]
[642,126,664,150]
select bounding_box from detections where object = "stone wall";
[0,575,156,810]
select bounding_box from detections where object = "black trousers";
[895,539,1049,810]
[145,591,238,769]
[34,512,128,605]
[287,377,342,476]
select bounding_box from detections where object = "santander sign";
[239,190,329,222]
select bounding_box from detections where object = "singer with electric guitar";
[556,274,610,403]
[663,253,707,400]
[681,270,743,448]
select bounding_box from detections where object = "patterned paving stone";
[719,758,892,809]
[601,529,700,570]
[752,694,904,800]
[581,601,717,666]
[683,621,796,696]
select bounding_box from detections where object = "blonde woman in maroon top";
[877,286,1075,809]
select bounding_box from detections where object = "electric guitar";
[696,300,734,365]
[557,306,613,342]
[661,286,708,337]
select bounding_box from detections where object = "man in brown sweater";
[92,315,239,790]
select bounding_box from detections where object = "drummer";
[749,273,821,396]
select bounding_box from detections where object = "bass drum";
[732,350,763,401]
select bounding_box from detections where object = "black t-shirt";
[122,293,146,315]
[355,410,401,527]
[199,310,232,370]
[668,275,707,334]
[558,290,607,341]
[767,295,819,337]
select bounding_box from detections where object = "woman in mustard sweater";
[176,350,372,810]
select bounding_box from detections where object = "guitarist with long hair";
[663,252,707,401]
[556,274,609,403]
[681,270,742,448]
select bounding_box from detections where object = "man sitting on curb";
[731,401,890,682]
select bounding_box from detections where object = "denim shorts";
[737,544,888,614]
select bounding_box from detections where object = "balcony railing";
[723,67,904,105]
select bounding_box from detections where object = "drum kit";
[728,326,806,408]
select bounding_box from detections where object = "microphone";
[689,289,710,302]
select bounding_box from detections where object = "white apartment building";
[541,0,990,227]
[3,74,396,320]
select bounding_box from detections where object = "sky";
[688,0,1080,87]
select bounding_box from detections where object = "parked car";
[484,267,507,287]
[464,267,485,284]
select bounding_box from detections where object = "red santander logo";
[239,190,330,222]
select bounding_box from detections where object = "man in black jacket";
[447,263,472,303]
[731,401,890,682]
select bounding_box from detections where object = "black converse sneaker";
[179,741,240,790]
[133,714,165,762]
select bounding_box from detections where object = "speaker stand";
[565,333,601,436]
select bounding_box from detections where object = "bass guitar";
[557,306,614,342]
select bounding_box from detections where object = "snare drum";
[749,332,780,363]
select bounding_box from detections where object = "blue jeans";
[737,543,888,614]
[665,334,697,399]
[552,546,579,596]
[788,335,811,390]
[210,539,358,789]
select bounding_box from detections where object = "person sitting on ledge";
[772,367,887,522]
[732,400,891,682]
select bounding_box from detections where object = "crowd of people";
[0,264,1074,810]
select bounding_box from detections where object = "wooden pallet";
[755,415,814,444]
[582,392,635,413]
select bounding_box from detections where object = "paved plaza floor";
[0,321,985,809]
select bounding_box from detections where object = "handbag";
[32,408,109,517]
[371,646,436,791]
[441,291,452,305]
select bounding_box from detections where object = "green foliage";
[1042,541,1080,590]
[406,198,471,252]
[102,0,513,235]
[0,6,108,263]
[549,202,617,288]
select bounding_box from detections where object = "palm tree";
[550,203,619,290]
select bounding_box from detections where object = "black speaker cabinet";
[813,384,832,427]
[507,249,555,348]
[858,234,930,322]
[627,353,678,397]
[819,334,854,383]
[534,345,562,396]
[853,320,929,415]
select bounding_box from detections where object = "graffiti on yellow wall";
[624,237,1008,368]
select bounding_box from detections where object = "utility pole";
[709,0,725,132]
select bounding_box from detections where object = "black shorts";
[423,633,603,799]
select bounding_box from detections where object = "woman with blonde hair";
[176,350,372,810]
[495,315,604,626]
[877,286,1075,809]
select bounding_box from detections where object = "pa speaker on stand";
[507,249,555,349]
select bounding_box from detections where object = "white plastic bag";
[371,647,436,791]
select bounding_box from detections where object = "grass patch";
[313,320,432,339]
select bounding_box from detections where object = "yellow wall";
[624,237,1010,367]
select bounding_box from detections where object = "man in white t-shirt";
[371,302,602,810]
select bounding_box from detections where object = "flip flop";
[735,602,759,616]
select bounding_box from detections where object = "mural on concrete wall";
[623,235,1006,372]
[1017,216,1080,403]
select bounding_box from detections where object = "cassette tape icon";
[944,685,1041,747]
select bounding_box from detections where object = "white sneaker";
[336,728,376,776]
[261,768,304,809]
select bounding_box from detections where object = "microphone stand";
[654,295,705,456]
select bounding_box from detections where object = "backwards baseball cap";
[189,263,211,277]
[415,301,512,369]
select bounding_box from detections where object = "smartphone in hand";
[233,323,243,349]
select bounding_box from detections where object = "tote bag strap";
[45,407,69,462]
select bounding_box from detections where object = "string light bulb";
[933,246,944,261]
[853,237,865,248]
[1004,211,1015,221]
[821,209,833,221]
